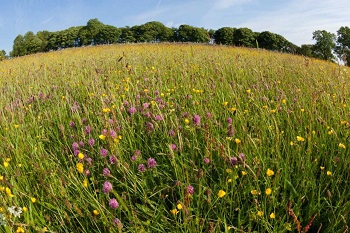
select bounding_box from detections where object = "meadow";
[0,43,349,233]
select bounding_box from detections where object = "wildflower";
[31,197,36,203]
[88,138,95,146]
[241,171,247,176]
[100,148,108,157]
[72,142,79,151]
[109,198,119,209]
[229,156,238,166]
[228,179,232,183]
[0,176,3,181]
[222,101,228,106]
[102,108,111,113]
[270,212,275,219]
[168,129,175,137]
[138,164,146,173]
[339,143,346,149]
[3,161,9,168]
[147,158,157,169]
[113,218,123,228]
[69,121,75,128]
[22,207,28,212]
[234,138,241,144]
[300,108,305,112]
[103,168,111,176]
[177,203,183,210]
[155,115,163,121]
[83,179,88,187]
[218,190,226,198]
[184,118,190,124]
[327,171,332,176]
[227,117,233,123]
[146,122,154,132]
[128,106,137,114]
[251,190,260,195]
[109,156,117,164]
[296,136,305,142]
[266,169,275,177]
[103,181,113,193]
[76,163,84,173]
[192,115,201,126]
[171,144,178,151]
[320,166,325,170]
[5,187,14,198]
[8,206,22,218]
[170,208,179,215]
[93,210,99,215]
[78,153,84,160]
[227,124,234,137]
[99,135,106,140]
[257,211,263,217]
[290,141,294,146]
[187,185,194,195]
[16,227,25,233]
[203,158,210,164]
[265,188,272,195]
[85,126,92,134]
[246,89,251,93]
[110,130,117,138]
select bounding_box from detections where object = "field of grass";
[0,43,349,233]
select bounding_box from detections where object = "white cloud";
[41,16,54,25]
[214,0,253,9]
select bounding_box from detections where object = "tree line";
[2,19,350,66]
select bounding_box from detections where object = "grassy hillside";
[0,44,349,233]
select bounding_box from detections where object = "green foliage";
[213,27,235,45]
[312,30,336,61]
[0,50,5,60]
[233,28,257,47]
[176,25,210,43]
[336,26,350,66]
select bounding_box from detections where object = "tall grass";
[0,44,349,232]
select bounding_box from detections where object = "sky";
[1,0,350,54]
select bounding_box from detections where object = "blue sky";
[1,0,350,53]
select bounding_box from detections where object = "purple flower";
[227,118,233,124]
[142,102,150,109]
[128,106,137,114]
[110,130,117,138]
[204,158,210,164]
[133,150,141,156]
[147,158,157,169]
[82,118,87,124]
[108,119,114,124]
[123,100,129,107]
[113,218,122,228]
[227,125,234,137]
[171,144,178,151]
[69,121,75,128]
[206,112,213,119]
[187,185,194,195]
[101,129,108,136]
[88,138,95,146]
[238,153,245,163]
[85,126,92,134]
[79,141,84,147]
[103,168,111,176]
[138,164,146,173]
[155,90,159,96]
[73,150,80,156]
[109,198,119,209]
[72,142,79,151]
[109,156,117,164]
[100,148,108,157]
[85,169,91,176]
[131,155,137,161]
[155,115,163,121]
[193,115,201,126]
[146,122,154,132]
[168,129,175,137]
[103,181,113,193]
[71,101,80,112]
[229,156,238,166]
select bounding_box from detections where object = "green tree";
[312,30,336,61]
[298,44,314,57]
[96,25,121,44]
[257,31,298,53]
[36,30,52,52]
[0,50,6,60]
[120,26,136,43]
[214,27,235,45]
[11,34,26,57]
[233,28,257,47]
[177,25,209,43]
[136,21,173,42]
[23,31,42,54]
[335,26,350,66]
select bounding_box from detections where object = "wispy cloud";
[42,16,54,25]
[214,0,253,9]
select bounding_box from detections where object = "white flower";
[7,206,22,218]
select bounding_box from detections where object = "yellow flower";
[22,207,28,212]
[226,169,232,173]
[300,108,305,112]
[327,171,332,176]
[339,143,346,149]
[99,135,106,140]
[184,119,190,124]
[246,89,251,93]
[282,99,287,104]
[3,161,9,167]
[251,190,260,195]
[177,203,183,210]
[296,136,305,142]
[78,153,84,160]
[76,163,84,173]
[265,188,272,195]
[102,108,111,113]
[230,107,237,112]
[83,179,88,187]
[320,166,325,170]
[270,212,275,219]
[5,187,14,198]
[222,101,228,106]
[170,208,179,215]
[266,169,275,177]
[290,141,294,146]
[234,138,241,144]
[31,197,36,203]
[218,190,226,198]
[16,226,25,233]
[0,186,4,191]
[0,176,3,181]
[93,209,99,215]
[241,171,247,176]
[14,124,19,129]
[257,211,263,217]
[227,179,232,183]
